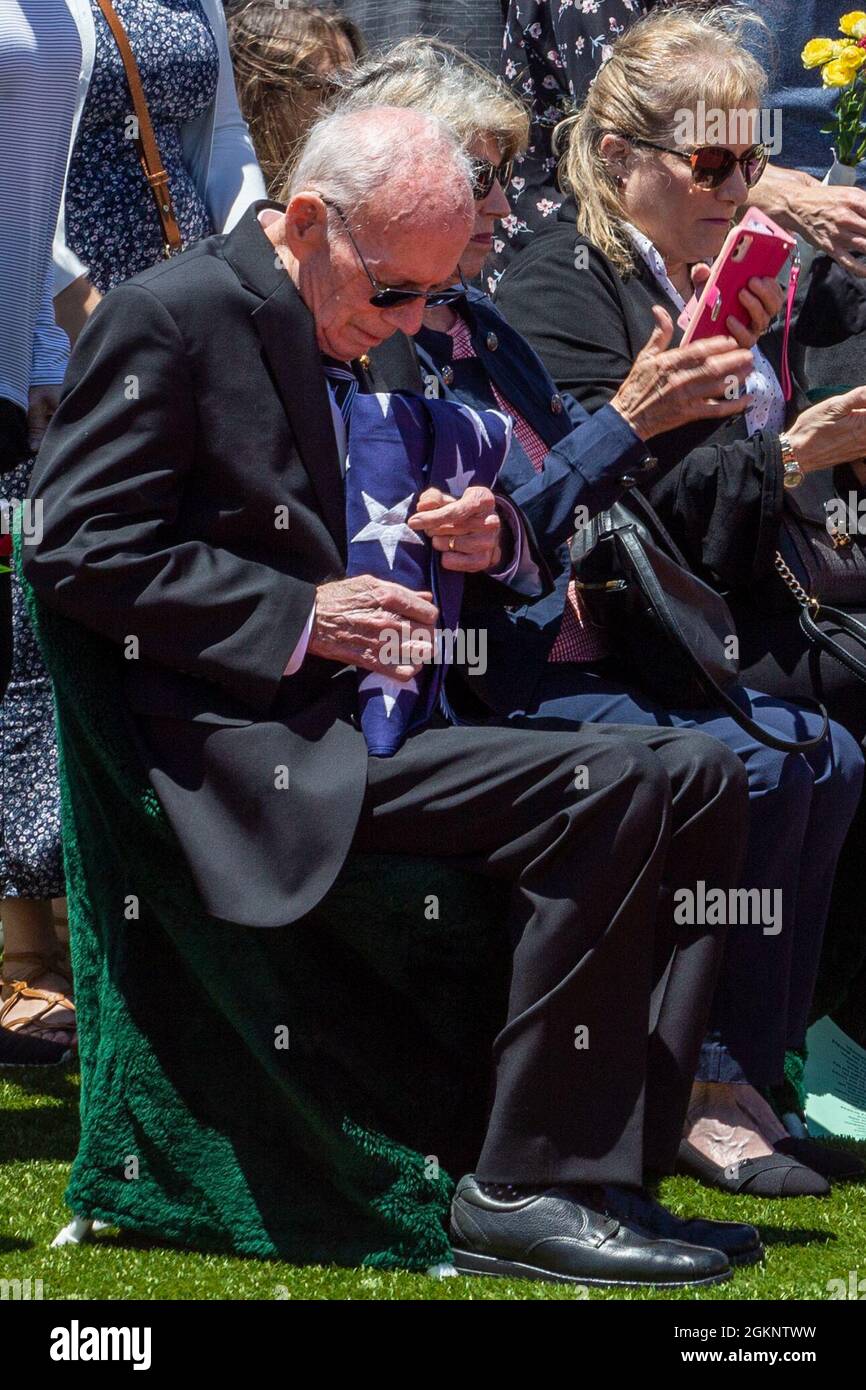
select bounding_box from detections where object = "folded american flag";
[346,392,511,756]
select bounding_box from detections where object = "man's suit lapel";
[364,331,425,394]
[221,204,347,555]
[252,282,347,554]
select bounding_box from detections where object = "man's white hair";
[289,105,473,229]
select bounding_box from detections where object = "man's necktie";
[345,392,511,756]
[321,357,359,427]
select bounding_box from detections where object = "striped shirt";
[0,2,81,411]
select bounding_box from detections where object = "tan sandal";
[0,950,77,1050]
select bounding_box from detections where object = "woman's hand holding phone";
[688,264,784,350]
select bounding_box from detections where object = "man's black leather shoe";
[599,1185,763,1266]
[450,1175,731,1288]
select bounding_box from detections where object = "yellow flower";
[839,11,866,38]
[802,36,857,68]
[802,37,836,67]
[822,47,866,85]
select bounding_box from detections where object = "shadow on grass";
[0,1105,79,1163]
[0,1235,32,1254]
[0,1068,79,1102]
[759,1226,835,1250]
[87,1226,288,1266]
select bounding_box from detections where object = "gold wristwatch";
[779,432,804,489]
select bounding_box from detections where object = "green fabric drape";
[20,550,509,1269]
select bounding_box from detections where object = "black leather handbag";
[570,488,829,754]
[775,470,866,685]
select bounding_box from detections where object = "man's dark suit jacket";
[24,204,539,928]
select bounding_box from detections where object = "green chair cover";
[21,556,509,1270]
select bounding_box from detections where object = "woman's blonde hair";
[558,5,768,274]
[226,0,364,194]
[316,37,530,181]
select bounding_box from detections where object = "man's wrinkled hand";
[408,485,502,571]
[777,176,866,278]
[308,576,438,679]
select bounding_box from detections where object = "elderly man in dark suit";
[25,105,756,1287]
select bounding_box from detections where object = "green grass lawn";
[1,1067,864,1301]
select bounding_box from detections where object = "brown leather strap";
[94,0,183,256]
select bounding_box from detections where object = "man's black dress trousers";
[353,719,748,1187]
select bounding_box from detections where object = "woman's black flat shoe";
[0,1024,71,1068]
[774,1136,865,1182]
[677,1139,830,1197]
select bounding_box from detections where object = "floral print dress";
[488,0,649,293]
[64,0,219,292]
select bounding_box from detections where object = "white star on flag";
[359,671,419,717]
[446,444,475,498]
[350,490,424,569]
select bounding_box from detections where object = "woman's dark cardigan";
[494,199,865,633]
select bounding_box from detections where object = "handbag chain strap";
[774,550,820,613]
[775,550,866,685]
[94,0,183,259]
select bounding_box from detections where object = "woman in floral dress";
[489,0,649,290]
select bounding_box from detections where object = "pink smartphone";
[678,209,796,345]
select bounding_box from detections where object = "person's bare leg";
[684,1080,787,1166]
[735,1084,790,1142]
[1,899,75,1045]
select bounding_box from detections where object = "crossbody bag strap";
[94,0,183,257]
[775,549,866,684]
[799,603,866,683]
[618,528,829,752]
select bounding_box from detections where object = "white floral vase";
[823,149,859,186]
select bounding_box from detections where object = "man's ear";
[284,192,329,263]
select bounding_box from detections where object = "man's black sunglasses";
[324,200,467,308]
[471,155,514,200]
[615,136,769,190]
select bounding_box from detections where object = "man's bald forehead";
[291,102,474,226]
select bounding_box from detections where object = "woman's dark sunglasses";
[624,138,769,190]
[324,200,466,308]
[471,156,514,200]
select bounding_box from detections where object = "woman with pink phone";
[496,6,866,1196]
[679,210,793,338]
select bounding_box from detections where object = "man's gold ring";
[448,536,456,552]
